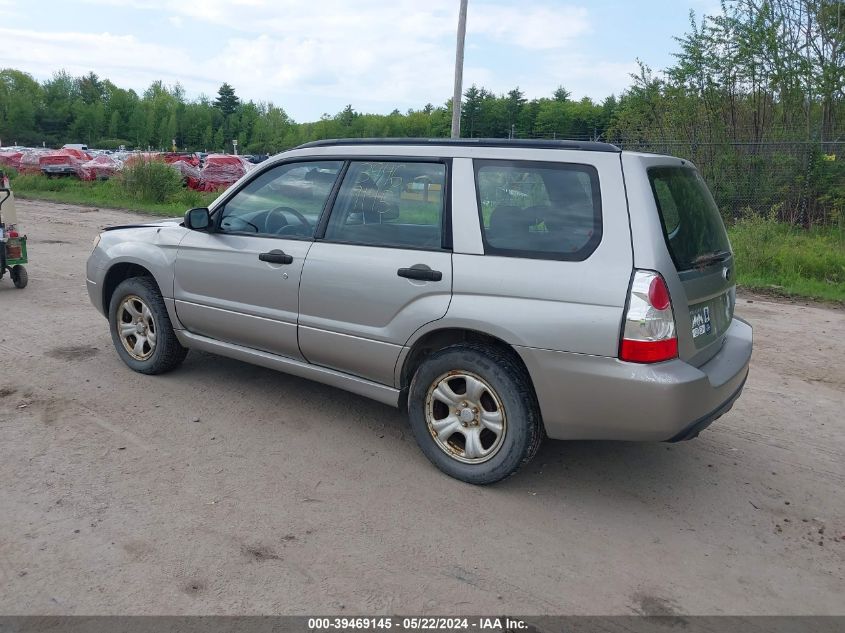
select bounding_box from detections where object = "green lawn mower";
[0,171,28,289]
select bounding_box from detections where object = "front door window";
[219,161,343,238]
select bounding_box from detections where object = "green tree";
[212,126,225,151]
[338,104,356,128]
[505,87,526,136]
[553,85,571,102]
[78,72,103,105]
[461,85,483,137]
[39,70,78,143]
[214,83,240,116]
[0,69,42,144]
[107,110,123,138]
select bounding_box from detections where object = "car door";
[298,159,453,385]
[174,160,344,360]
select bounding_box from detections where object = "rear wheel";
[108,276,187,374]
[408,344,543,484]
[11,265,27,289]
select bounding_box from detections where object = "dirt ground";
[0,198,843,616]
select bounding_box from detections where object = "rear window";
[648,167,731,271]
[474,160,601,260]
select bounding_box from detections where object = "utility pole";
[450,0,469,139]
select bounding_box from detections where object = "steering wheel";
[266,206,312,235]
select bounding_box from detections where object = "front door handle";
[397,264,442,282]
[259,249,293,265]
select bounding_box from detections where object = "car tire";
[408,344,543,484]
[11,265,28,289]
[108,276,188,375]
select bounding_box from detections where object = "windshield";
[648,166,731,272]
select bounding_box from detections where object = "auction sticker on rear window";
[691,305,712,338]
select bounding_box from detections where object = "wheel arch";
[398,327,539,413]
[102,261,163,315]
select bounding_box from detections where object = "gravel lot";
[1,199,843,615]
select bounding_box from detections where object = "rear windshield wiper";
[692,250,731,267]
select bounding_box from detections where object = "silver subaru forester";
[87,139,752,484]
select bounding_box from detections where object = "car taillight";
[619,270,677,363]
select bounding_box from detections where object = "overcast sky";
[0,0,718,121]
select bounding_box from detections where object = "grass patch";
[728,216,845,303]
[10,172,217,216]
[121,159,184,204]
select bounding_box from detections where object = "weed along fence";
[0,149,254,193]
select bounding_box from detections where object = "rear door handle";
[397,264,442,282]
[259,249,293,265]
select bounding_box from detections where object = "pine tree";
[339,104,356,127]
[214,83,240,116]
[462,85,482,137]
[553,86,571,102]
[505,87,526,136]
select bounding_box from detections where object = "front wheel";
[108,276,188,374]
[11,265,28,289]
[407,344,543,484]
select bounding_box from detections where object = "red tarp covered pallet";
[79,154,124,181]
[0,151,23,171]
[39,148,92,178]
[18,150,49,175]
[198,154,253,192]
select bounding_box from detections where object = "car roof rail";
[294,138,621,153]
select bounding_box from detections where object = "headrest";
[489,205,536,233]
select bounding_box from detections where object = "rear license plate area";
[689,290,734,347]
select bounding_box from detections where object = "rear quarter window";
[474,160,602,261]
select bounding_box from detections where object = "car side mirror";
[184,207,211,230]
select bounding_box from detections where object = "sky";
[0,0,720,122]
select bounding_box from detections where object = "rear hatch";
[647,165,735,366]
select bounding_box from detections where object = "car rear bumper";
[665,371,747,441]
[516,317,752,441]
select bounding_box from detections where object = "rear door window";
[648,167,731,271]
[474,160,601,260]
[323,161,447,250]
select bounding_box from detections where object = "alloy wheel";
[424,371,507,464]
[116,294,157,361]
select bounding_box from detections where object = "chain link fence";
[520,130,844,227]
[612,138,843,227]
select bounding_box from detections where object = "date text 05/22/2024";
[307,617,528,631]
